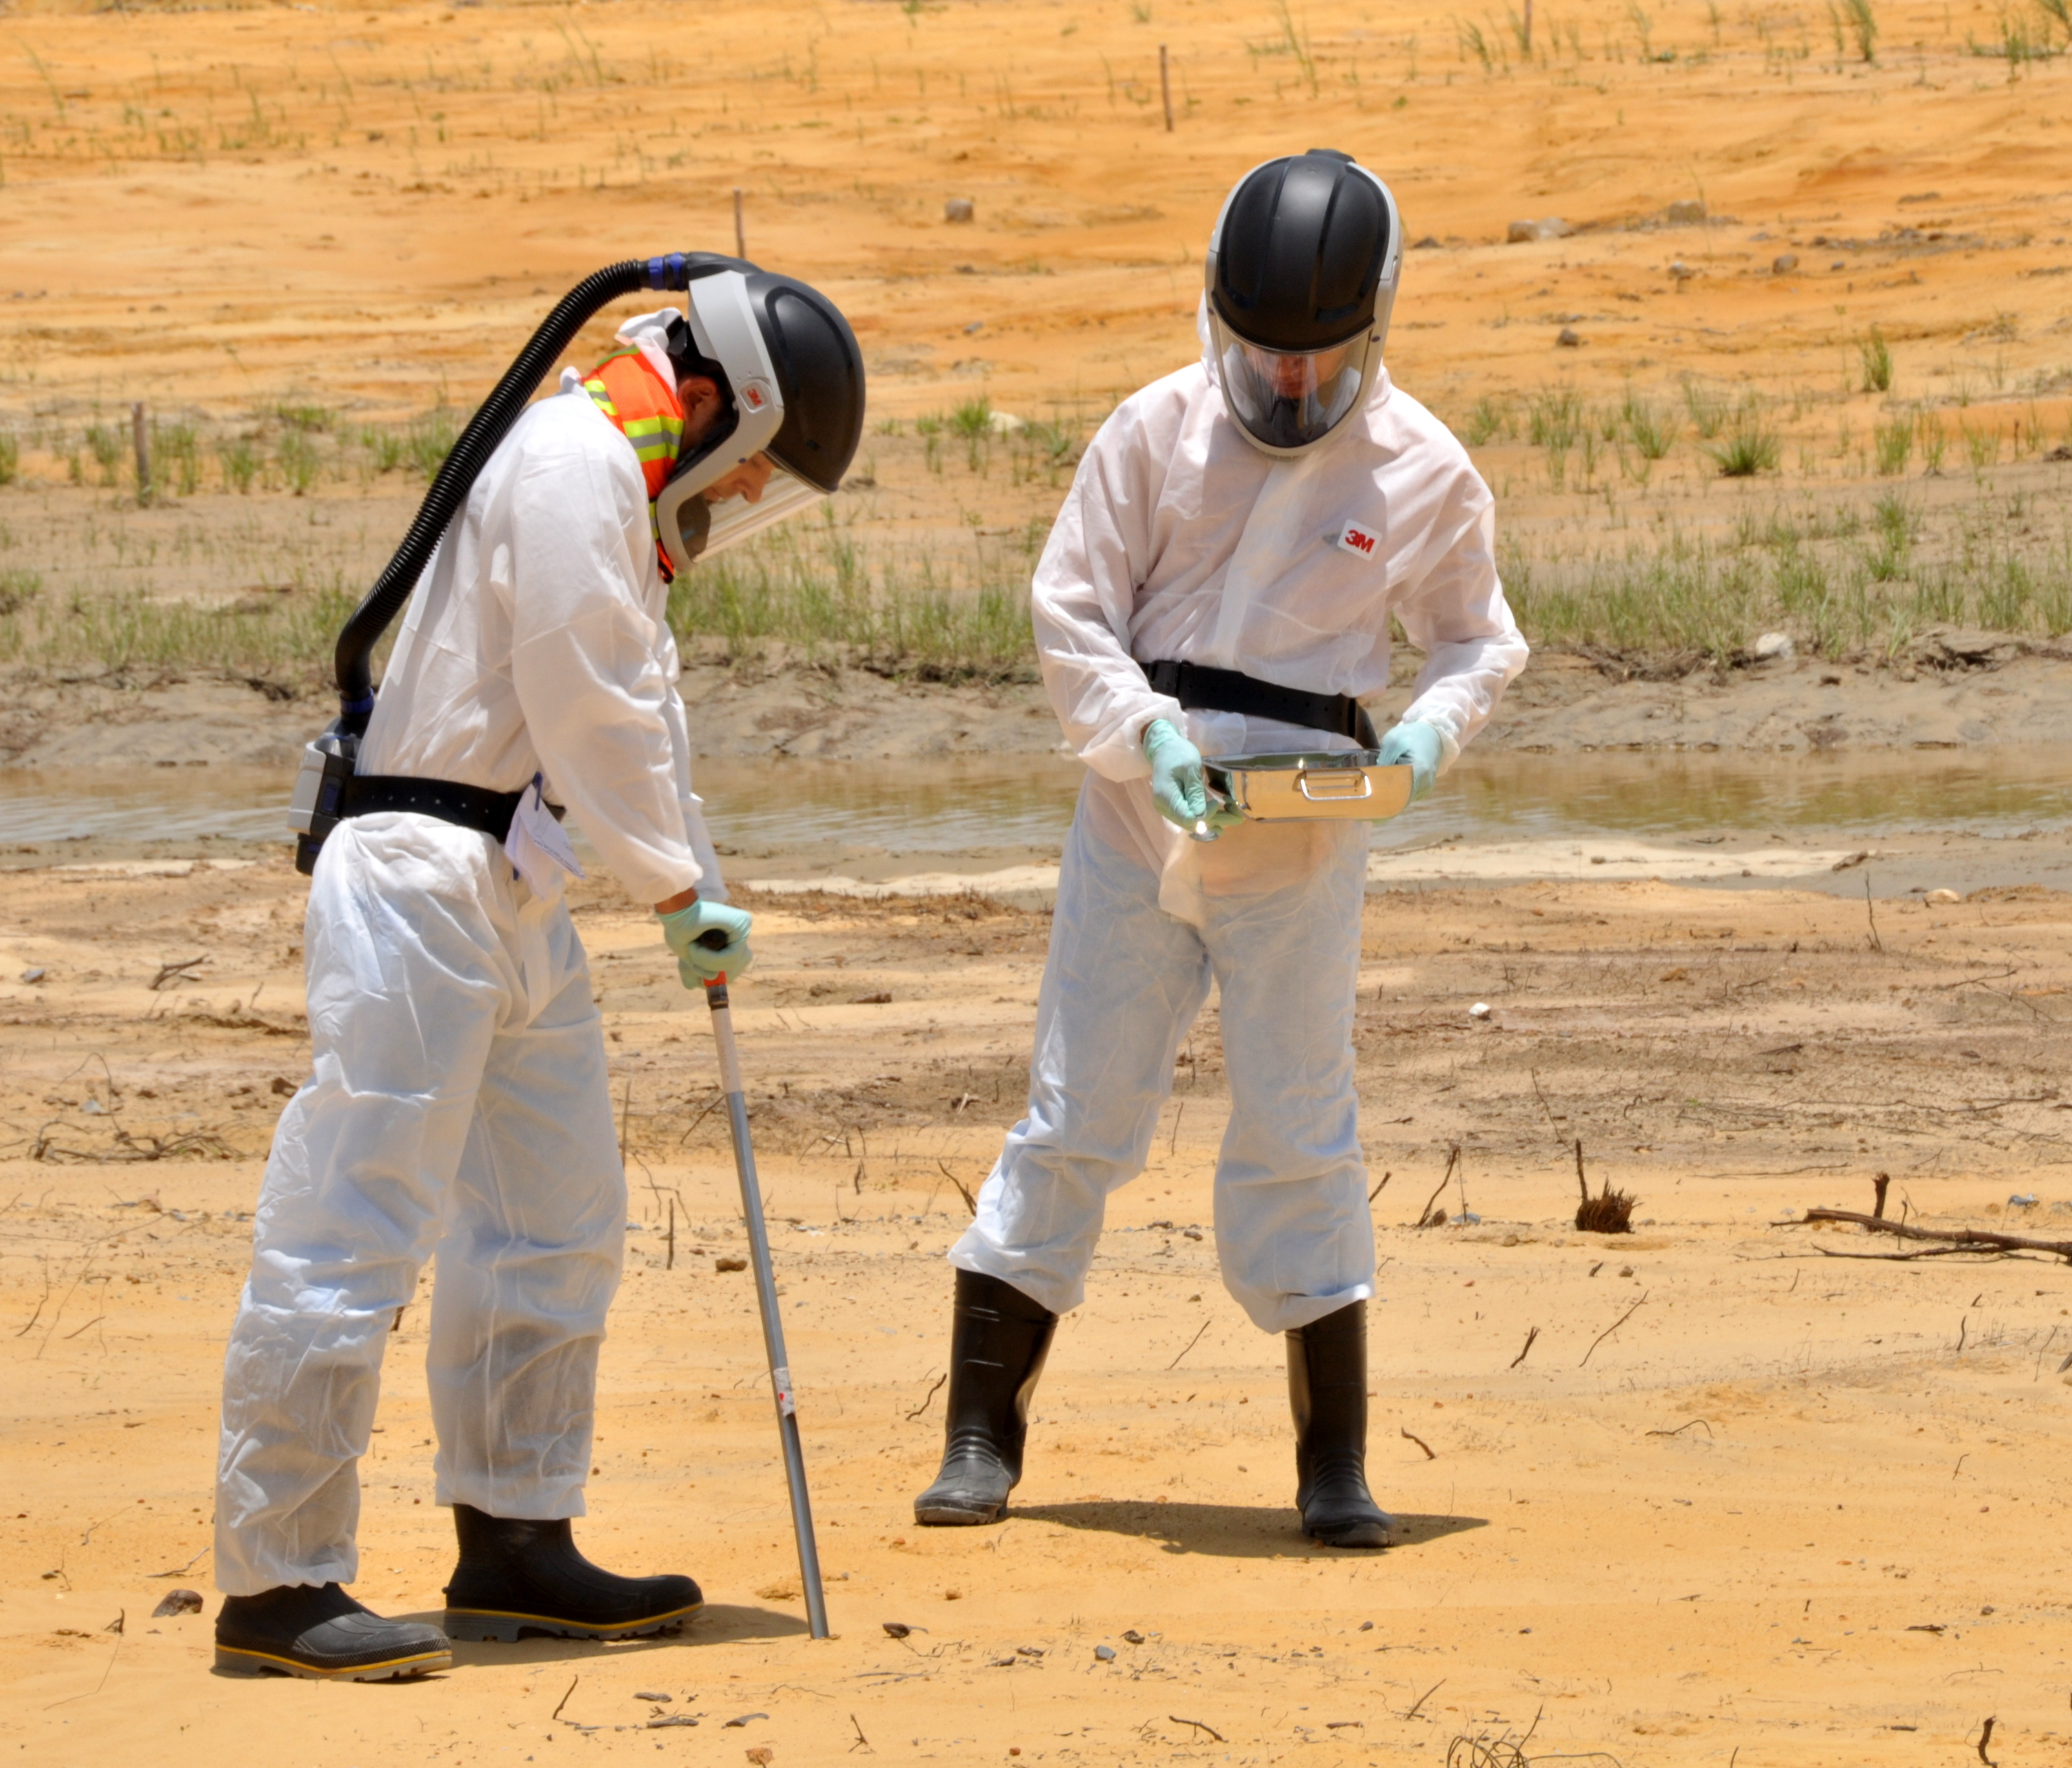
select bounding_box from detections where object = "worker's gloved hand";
[1143,718,1242,837]
[1377,720,1444,802]
[657,898,754,987]
[1143,718,1209,830]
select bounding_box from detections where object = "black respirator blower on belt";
[286,249,877,877]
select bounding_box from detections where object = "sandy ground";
[4,850,2072,1765]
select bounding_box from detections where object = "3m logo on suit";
[1336,521,1380,558]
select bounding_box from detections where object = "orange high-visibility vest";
[582,345,684,573]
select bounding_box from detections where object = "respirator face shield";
[1206,326,1382,453]
[659,468,826,568]
[651,266,866,574]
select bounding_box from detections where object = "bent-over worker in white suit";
[213,268,864,1679]
[914,150,1527,1548]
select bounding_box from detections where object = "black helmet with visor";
[1203,150,1402,457]
[652,263,866,574]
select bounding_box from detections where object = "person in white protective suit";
[212,268,865,1680]
[914,150,1527,1548]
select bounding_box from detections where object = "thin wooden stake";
[666,1195,676,1271]
[733,186,747,258]
[1159,45,1174,131]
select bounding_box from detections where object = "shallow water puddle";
[2,747,2068,863]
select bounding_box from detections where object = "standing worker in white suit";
[212,265,864,1679]
[914,150,1527,1547]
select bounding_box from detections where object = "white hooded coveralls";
[217,316,723,1596]
[951,325,1527,1334]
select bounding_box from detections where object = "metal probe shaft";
[701,973,830,1640]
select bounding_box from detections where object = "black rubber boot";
[913,1269,1058,1526]
[214,1582,452,1680]
[1287,1300,1395,1549]
[441,1505,703,1642]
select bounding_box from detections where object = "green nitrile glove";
[1142,716,1243,836]
[1376,719,1444,801]
[657,897,754,987]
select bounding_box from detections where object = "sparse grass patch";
[1859,327,1894,394]
[1463,396,1507,447]
[665,506,1038,679]
[1707,403,1781,477]
[1622,391,1677,460]
[1682,381,1727,441]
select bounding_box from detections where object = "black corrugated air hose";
[332,252,723,732]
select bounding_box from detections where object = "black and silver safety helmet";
[1203,150,1402,457]
[652,264,865,573]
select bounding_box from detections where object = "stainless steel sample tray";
[1202,750,1413,823]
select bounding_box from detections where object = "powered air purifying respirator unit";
[287,252,864,875]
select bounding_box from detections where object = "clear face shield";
[1212,333,1372,453]
[658,465,825,568]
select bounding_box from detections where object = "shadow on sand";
[1006,1501,1486,1558]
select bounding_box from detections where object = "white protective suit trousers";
[951,796,1375,1334]
[215,814,624,1596]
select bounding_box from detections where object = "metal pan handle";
[1295,767,1374,803]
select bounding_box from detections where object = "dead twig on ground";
[1645,1418,1714,1438]
[1863,874,1883,953]
[1413,1149,1457,1228]
[1402,1680,1445,1721]
[849,1712,873,1753]
[936,1161,976,1216]
[1400,1426,1436,1460]
[1169,1716,1225,1743]
[903,1371,947,1421]
[1509,1326,1539,1369]
[551,1676,579,1722]
[1167,1319,1211,1371]
[148,955,206,991]
[1976,1714,1997,1767]
[1796,1209,2072,1263]
[1580,1292,1648,1366]
[1367,1171,1391,1203]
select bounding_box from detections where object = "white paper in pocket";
[505,776,585,895]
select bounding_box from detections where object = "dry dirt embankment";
[10,632,2072,772]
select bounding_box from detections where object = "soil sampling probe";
[697,928,830,1639]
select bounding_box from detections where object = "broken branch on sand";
[1413,1149,1458,1228]
[1580,1293,1649,1366]
[1795,1209,2072,1263]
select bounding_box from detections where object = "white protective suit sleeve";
[1389,490,1517,769]
[654,616,729,903]
[1029,397,1190,783]
[502,412,705,909]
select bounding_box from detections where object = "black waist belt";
[340,774,564,838]
[1143,659,1379,750]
